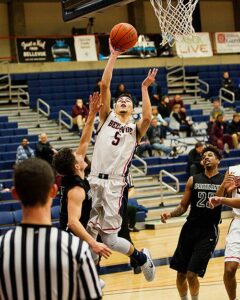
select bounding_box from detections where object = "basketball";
[110,23,138,52]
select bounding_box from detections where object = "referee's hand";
[160,212,171,223]
[91,241,112,259]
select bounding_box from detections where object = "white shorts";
[225,218,240,263]
[87,175,127,234]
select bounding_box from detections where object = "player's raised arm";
[99,40,123,123]
[76,92,101,157]
[137,68,158,141]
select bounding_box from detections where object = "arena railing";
[58,110,72,140]
[131,154,147,175]
[166,65,185,83]
[219,87,235,105]
[17,88,29,116]
[159,169,179,206]
[0,61,11,101]
[37,98,50,127]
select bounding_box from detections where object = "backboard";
[61,0,136,22]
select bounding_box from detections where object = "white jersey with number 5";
[90,111,137,177]
[229,165,240,216]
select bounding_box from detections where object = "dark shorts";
[170,222,219,277]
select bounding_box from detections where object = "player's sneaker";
[99,278,106,289]
[141,248,155,282]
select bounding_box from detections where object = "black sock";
[130,248,147,266]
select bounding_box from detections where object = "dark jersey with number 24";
[187,172,224,227]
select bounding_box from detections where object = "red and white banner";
[215,32,240,53]
[175,33,213,58]
[74,35,98,61]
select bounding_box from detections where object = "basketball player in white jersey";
[87,40,157,282]
[209,167,240,300]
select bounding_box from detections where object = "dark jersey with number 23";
[187,172,224,227]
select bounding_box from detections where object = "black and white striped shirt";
[0,224,102,300]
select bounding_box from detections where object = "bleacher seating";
[0,117,38,189]
[0,195,61,233]
[12,68,168,120]
[185,64,240,99]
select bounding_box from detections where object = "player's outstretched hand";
[91,241,112,259]
[160,212,171,223]
[142,68,158,88]
[208,196,222,209]
[109,38,124,56]
[222,172,236,193]
[89,92,102,114]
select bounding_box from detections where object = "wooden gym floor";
[100,218,240,300]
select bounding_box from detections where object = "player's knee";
[186,271,197,282]
[177,272,187,282]
[224,264,238,277]
[101,233,118,250]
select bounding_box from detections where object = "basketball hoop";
[150,0,199,47]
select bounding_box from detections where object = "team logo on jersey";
[108,120,133,134]
[194,183,221,191]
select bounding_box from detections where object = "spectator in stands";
[136,134,153,157]
[93,78,102,93]
[228,113,240,149]
[114,83,127,98]
[16,138,35,164]
[187,142,205,176]
[0,158,102,300]
[148,79,162,106]
[208,98,225,135]
[221,71,234,93]
[147,118,176,157]
[35,133,57,165]
[169,104,196,137]
[157,95,171,121]
[72,98,89,135]
[209,98,225,123]
[209,114,234,153]
[170,94,187,119]
[152,107,178,138]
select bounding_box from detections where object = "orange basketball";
[110,23,138,52]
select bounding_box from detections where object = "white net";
[150,0,199,46]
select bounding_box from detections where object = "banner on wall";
[175,33,213,58]
[16,37,76,63]
[215,32,240,53]
[74,35,98,61]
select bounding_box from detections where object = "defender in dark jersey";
[53,93,111,259]
[161,145,224,300]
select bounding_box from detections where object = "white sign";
[175,33,213,58]
[215,32,240,53]
[74,35,98,61]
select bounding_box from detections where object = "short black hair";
[52,148,76,176]
[116,93,134,107]
[201,145,222,160]
[195,141,204,149]
[14,158,55,207]
[161,95,169,102]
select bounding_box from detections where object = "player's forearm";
[170,204,187,218]
[101,54,118,88]
[215,183,226,197]
[141,85,152,122]
[68,221,97,246]
[219,197,240,208]
[76,112,95,155]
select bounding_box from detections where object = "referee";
[0,158,102,300]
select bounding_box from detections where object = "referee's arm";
[77,241,102,299]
